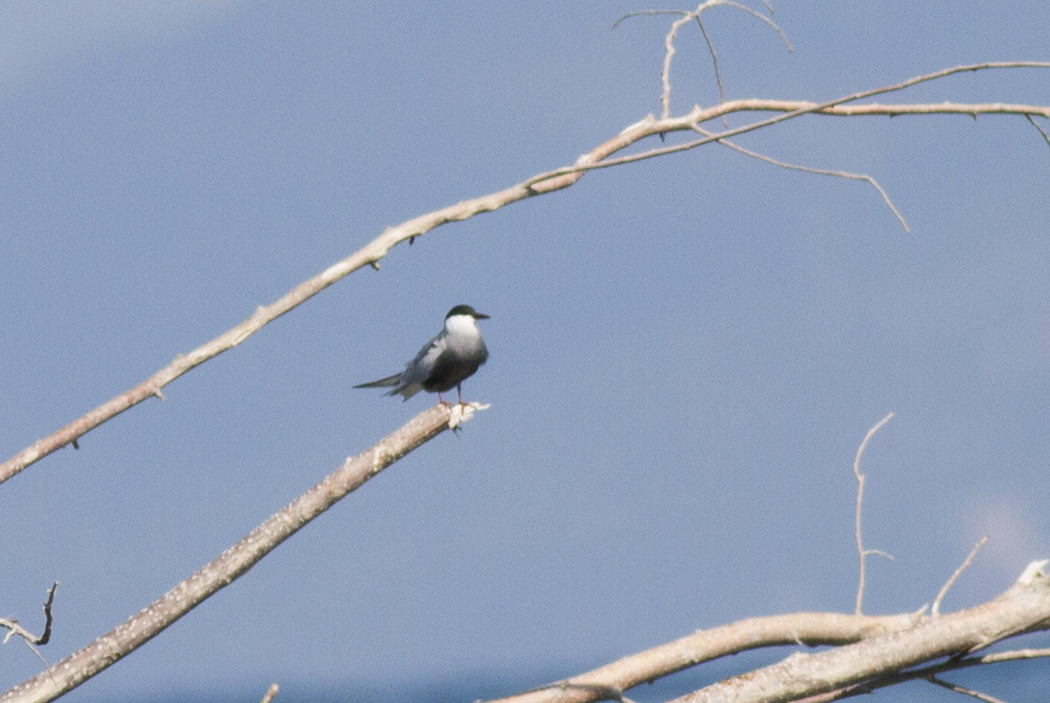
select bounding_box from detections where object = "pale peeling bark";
[487,564,1050,703]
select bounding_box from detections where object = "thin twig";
[932,536,989,617]
[642,0,791,117]
[612,9,688,30]
[0,583,57,647]
[793,643,1050,703]
[854,413,894,615]
[926,676,1007,703]
[0,583,57,683]
[692,125,910,231]
[709,0,792,53]
[981,647,1050,662]
[694,14,726,123]
[1027,114,1050,151]
[661,12,694,117]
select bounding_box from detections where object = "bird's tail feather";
[353,374,401,389]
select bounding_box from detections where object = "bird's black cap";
[446,304,489,320]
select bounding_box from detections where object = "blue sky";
[1,2,1049,701]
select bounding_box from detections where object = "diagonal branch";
[795,634,1050,701]
[0,404,479,703]
[925,676,1007,703]
[2,62,1048,487]
[932,536,989,617]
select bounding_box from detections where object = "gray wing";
[401,332,447,386]
[354,330,448,401]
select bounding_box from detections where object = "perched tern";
[354,305,490,404]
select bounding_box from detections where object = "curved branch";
[693,126,910,231]
[666,565,1050,703]
[0,584,57,648]
[2,62,1048,487]
[486,563,1050,703]
[853,413,894,615]
[488,612,921,703]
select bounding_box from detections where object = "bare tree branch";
[691,125,910,231]
[0,584,58,676]
[981,647,1050,662]
[0,404,480,703]
[0,61,1046,488]
[0,584,57,649]
[487,612,921,703]
[796,634,1050,701]
[933,536,990,617]
[259,683,279,703]
[926,676,1007,703]
[1027,114,1050,150]
[487,564,1050,703]
[615,0,791,118]
[663,563,1050,703]
[853,413,894,616]
[694,14,726,110]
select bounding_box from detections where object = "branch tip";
[260,683,280,703]
[932,537,988,616]
[1016,559,1049,586]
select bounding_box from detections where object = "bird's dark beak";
[474,312,490,320]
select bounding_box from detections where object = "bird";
[353,305,490,405]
